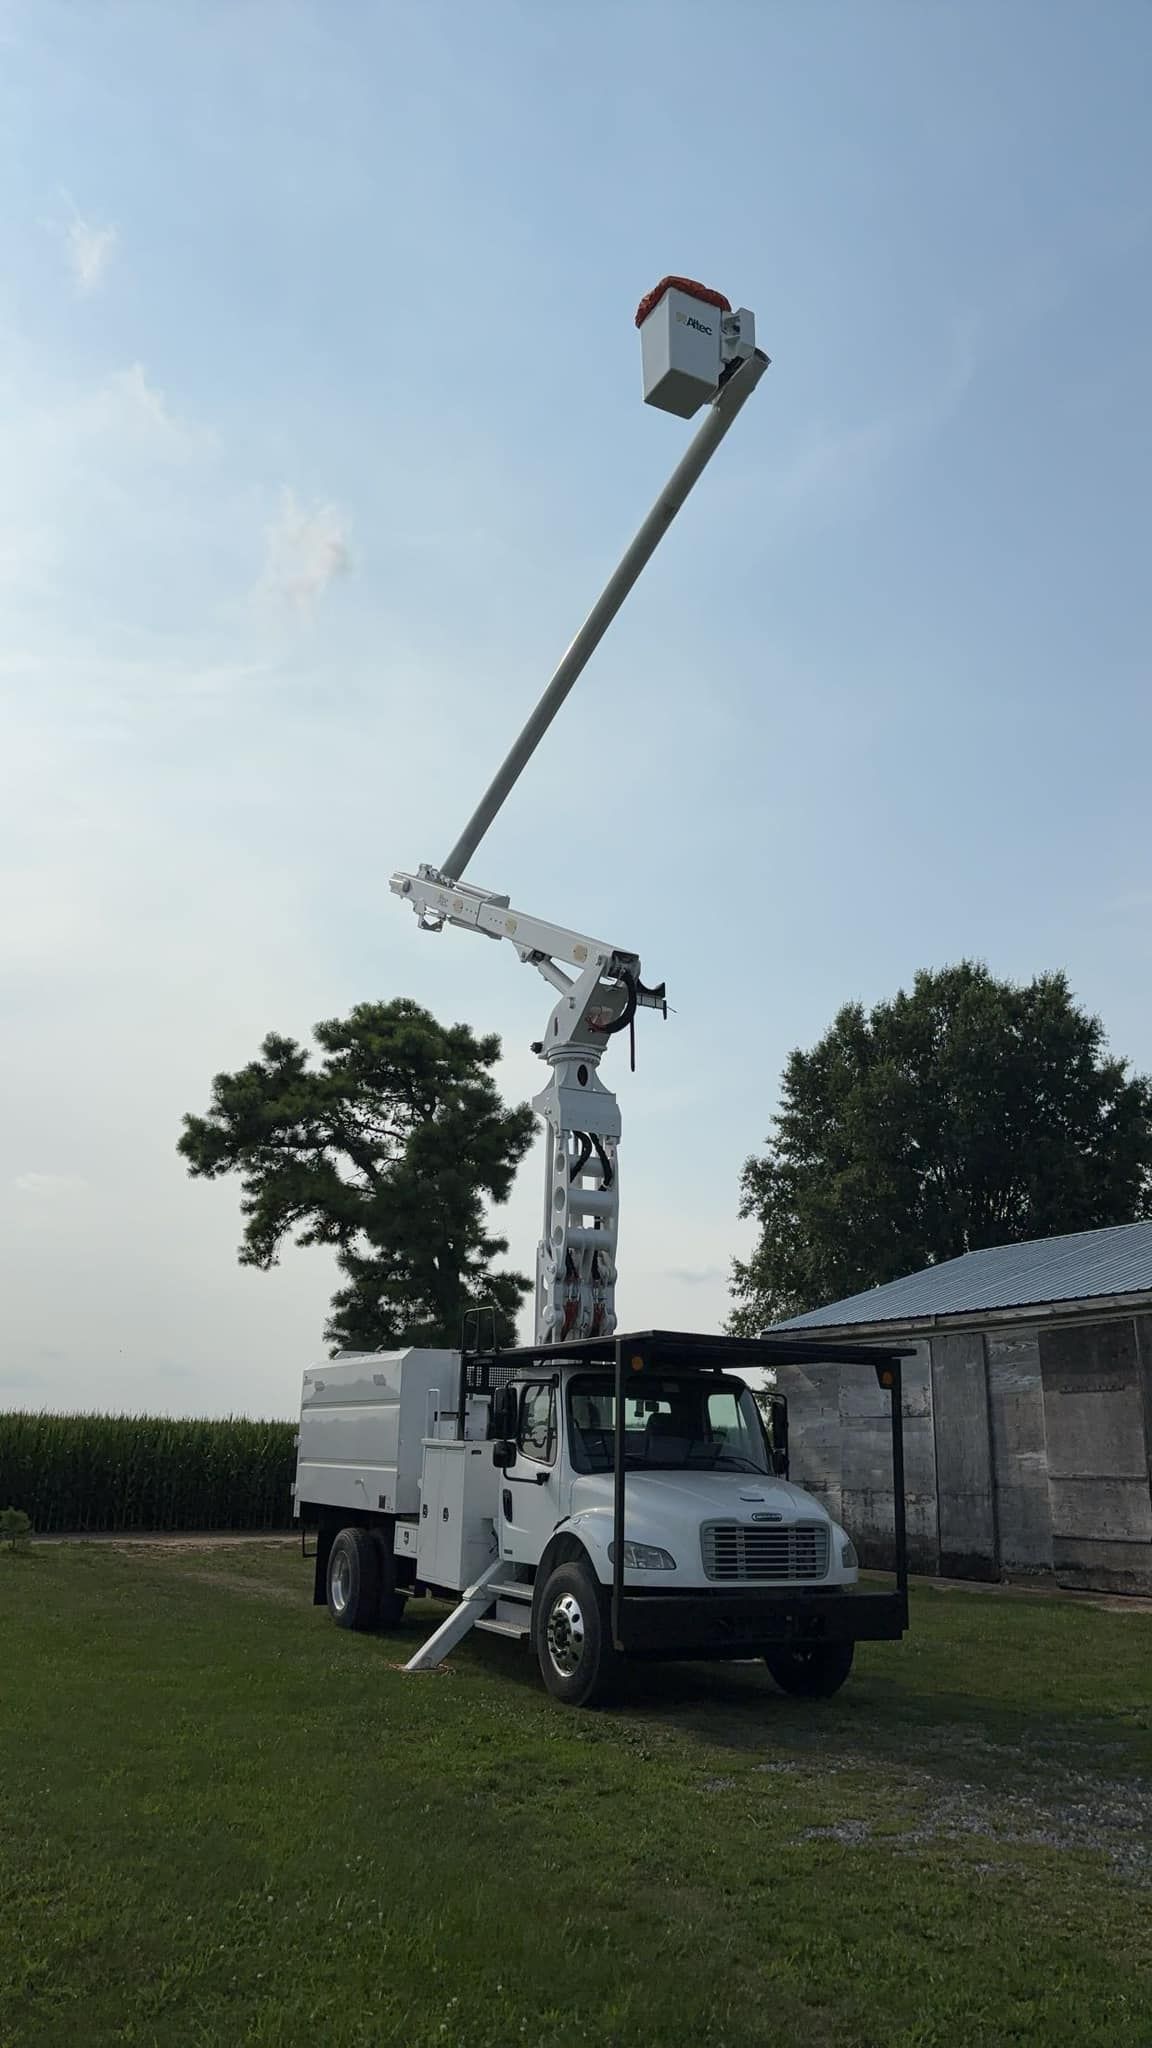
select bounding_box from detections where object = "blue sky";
[1,1,1149,1417]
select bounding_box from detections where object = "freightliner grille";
[700,1520,830,1582]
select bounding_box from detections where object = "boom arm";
[440,345,768,887]
[390,868,664,1033]
[394,287,767,1343]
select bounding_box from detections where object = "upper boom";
[395,278,767,1343]
[440,338,768,884]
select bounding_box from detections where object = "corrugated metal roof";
[773,1220,1152,1331]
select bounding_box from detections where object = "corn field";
[0,1412,297,1533]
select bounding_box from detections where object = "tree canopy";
[730,962,1152,1333]
[179,999,536,1352]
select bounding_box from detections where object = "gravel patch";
[886,1770,1152,1881]
[778,1748,1152,1883]
[802,1819,874,1845]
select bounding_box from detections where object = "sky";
[1,1,1150,1419]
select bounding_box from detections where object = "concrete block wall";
[1039,1317,1152,1594]
[780,1343,938,1575]
[986,1332,1052,1573]
[779,1310,1152,1595]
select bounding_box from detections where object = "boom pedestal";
[389,866,660,1343]
[534,1051,620,1342]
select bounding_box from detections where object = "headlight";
[608,1541,677,1571]
[840,1536,858,1569]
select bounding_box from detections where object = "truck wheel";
[764,1642,854,1698]
[326,1527,381,1631]
[371,1529,407,1630]
[535,1561,619,1708]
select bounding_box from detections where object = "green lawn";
[1,1544,1150,2048]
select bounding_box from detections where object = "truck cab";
[494,1358,830,1581]
[294,1328,909,1708]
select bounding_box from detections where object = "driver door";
[500,1379,565,1568]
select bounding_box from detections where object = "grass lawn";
[1,1543,1150,2048]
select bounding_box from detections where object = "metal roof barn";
[774,1221,1152,1332]
[766,1223,1152,1597]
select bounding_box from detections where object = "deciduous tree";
[180,999,536,1350]
[731,964,1152,1331]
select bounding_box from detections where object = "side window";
[518,1382,556,1465]
[706,1387,760,1463]
[707,1390,741,1437]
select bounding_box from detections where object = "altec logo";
[675,310,714,336]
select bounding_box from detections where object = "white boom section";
[439,346,768,886]
[390,866,665,1343]
[394,291,767,1347]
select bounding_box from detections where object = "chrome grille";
[700,1520,830,1582]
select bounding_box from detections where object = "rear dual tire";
[326,1526,407,1633]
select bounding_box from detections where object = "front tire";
[764,1641,855,1698]
[535,1561,619,1707]
[326,1526,381,1631]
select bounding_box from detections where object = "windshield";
[566,1372,770,1476]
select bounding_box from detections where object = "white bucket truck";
[294,1329,909,1707]
[293,280,911,1703]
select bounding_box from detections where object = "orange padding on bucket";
[634,276,731,328]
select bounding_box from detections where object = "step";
[475,1616,531,1641]
[489,1580,533,1603]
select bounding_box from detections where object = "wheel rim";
[546,1591,586,1678]
[330,1550,352,1615]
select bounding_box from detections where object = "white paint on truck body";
[294,1347,859,1600]
[295,1348,459,1518]
[564,1470,856,1590]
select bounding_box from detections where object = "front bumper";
[614,1586,908,1660]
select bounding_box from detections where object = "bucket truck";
[293,279,911,1706]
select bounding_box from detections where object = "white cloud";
[765,315,982,520]
[1107,889,1152,917]
[99,362,176,435]
[12,1172,87,1199]
[258,487,351,612]
[2,359,206,469]
[63,200,117,296]
[771,414,905,505]
[0,357,216,597]
[0,360,212,617]
[72,362,205,454]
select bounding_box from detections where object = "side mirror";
[488,1384,519,1441]
[768,1392,789,1479]
[492,1438,517,1471]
